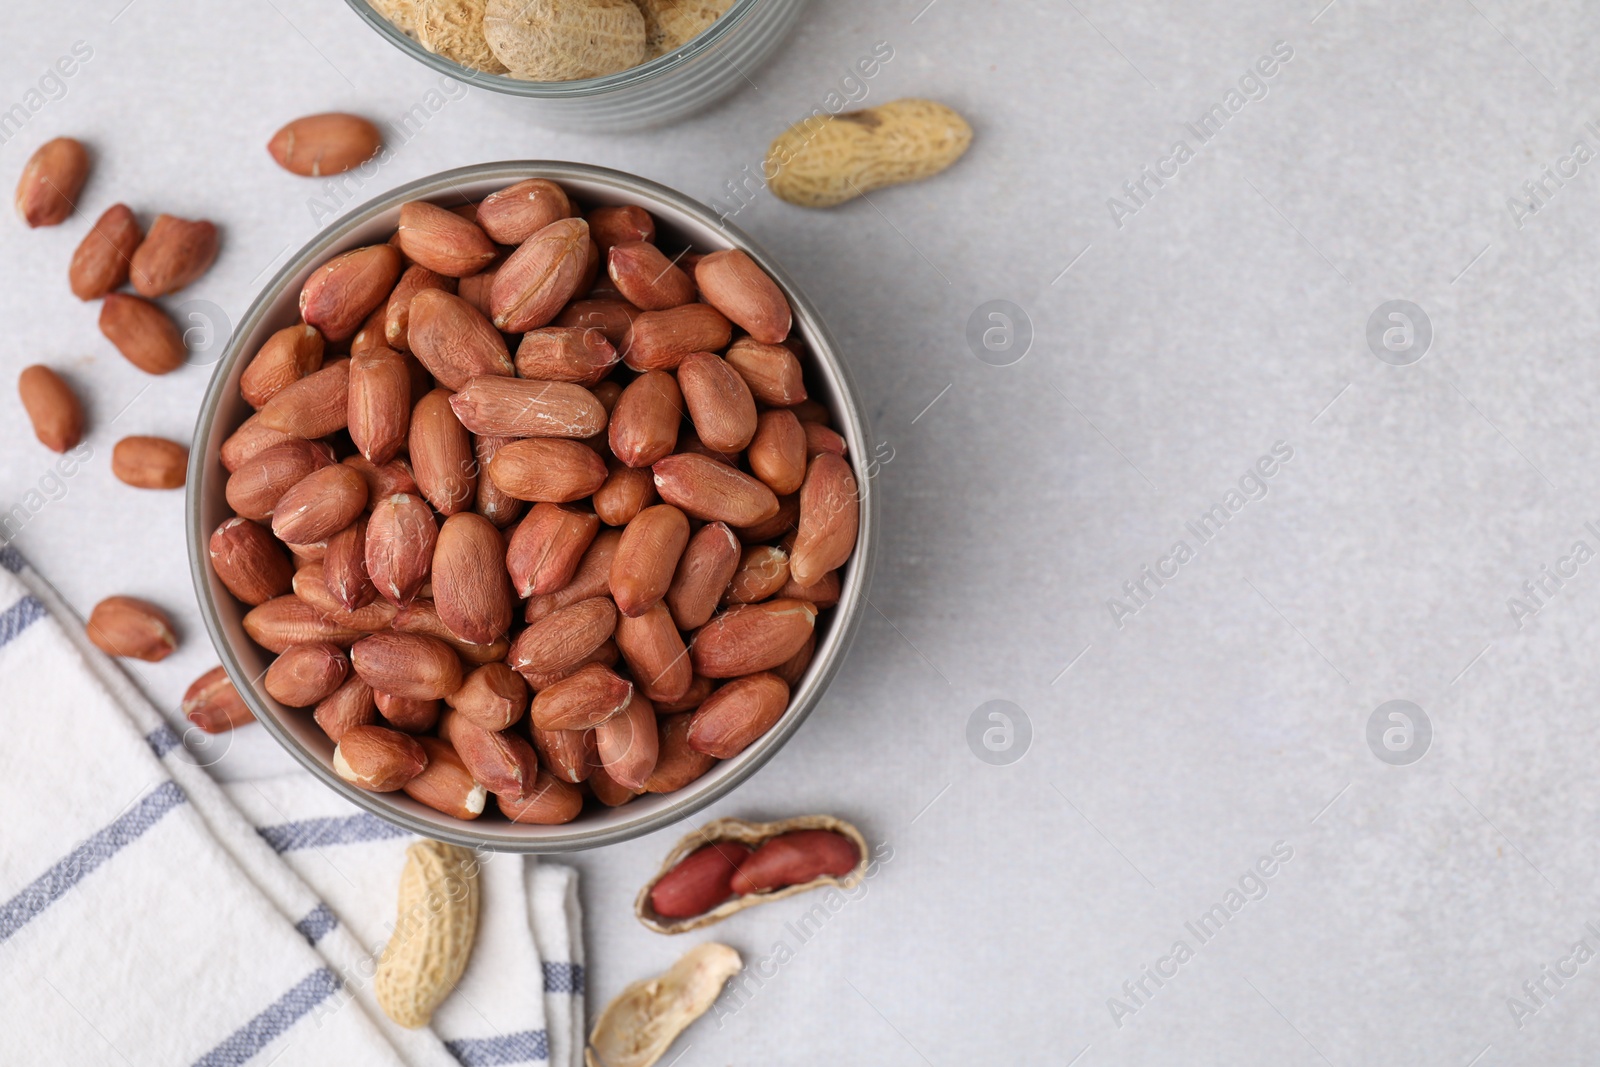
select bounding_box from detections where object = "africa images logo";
[1365,301,1432,366]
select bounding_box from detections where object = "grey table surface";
[6,0,1600,1063]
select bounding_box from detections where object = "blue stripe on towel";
[0,594,45,650]
[0,780,186,944]
[256,813,411,853]
[0,545,25,573]
[293,903,339,945]
[444,1029,550,1066]
[542,961,583,994]
[146,724,183,759]
[191,967,342,1067]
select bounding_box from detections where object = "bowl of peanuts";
[347,0,809,132]
[188,161,875,851]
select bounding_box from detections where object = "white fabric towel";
[0,548,587,1066]
[224,775,584,1067]
[0,549,414,1065]
[530,865,586,1067]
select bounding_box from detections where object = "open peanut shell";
[634,814,869,934]
[585,942,741,1067]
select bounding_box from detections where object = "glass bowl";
[344,0,809,132]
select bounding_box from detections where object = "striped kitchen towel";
[226,774,586,1067]
[0,549,437,1066]
[530,865,586,1067]
[0,550,588,1067]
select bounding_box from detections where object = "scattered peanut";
[86,596,178,662]
[268,113,384,177]
[128,213,218,297]
[183,666,256,733]
[766,97,973,208]
[15,137,89,227]
[111,435,189,489]
[99,293,186,375]
[375,839,480,1028]
[18,365,85,453]
[69,204,142,300]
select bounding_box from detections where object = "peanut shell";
[586,943,741,1067]
[766,98,973,208]
[375,839,480,1028]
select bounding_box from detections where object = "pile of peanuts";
[210,175,860,825]
[14,136,219,492]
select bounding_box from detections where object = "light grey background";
[4,0,1599,1063]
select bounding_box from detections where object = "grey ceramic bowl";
[344,0,809,132]
[188,161,875,852]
